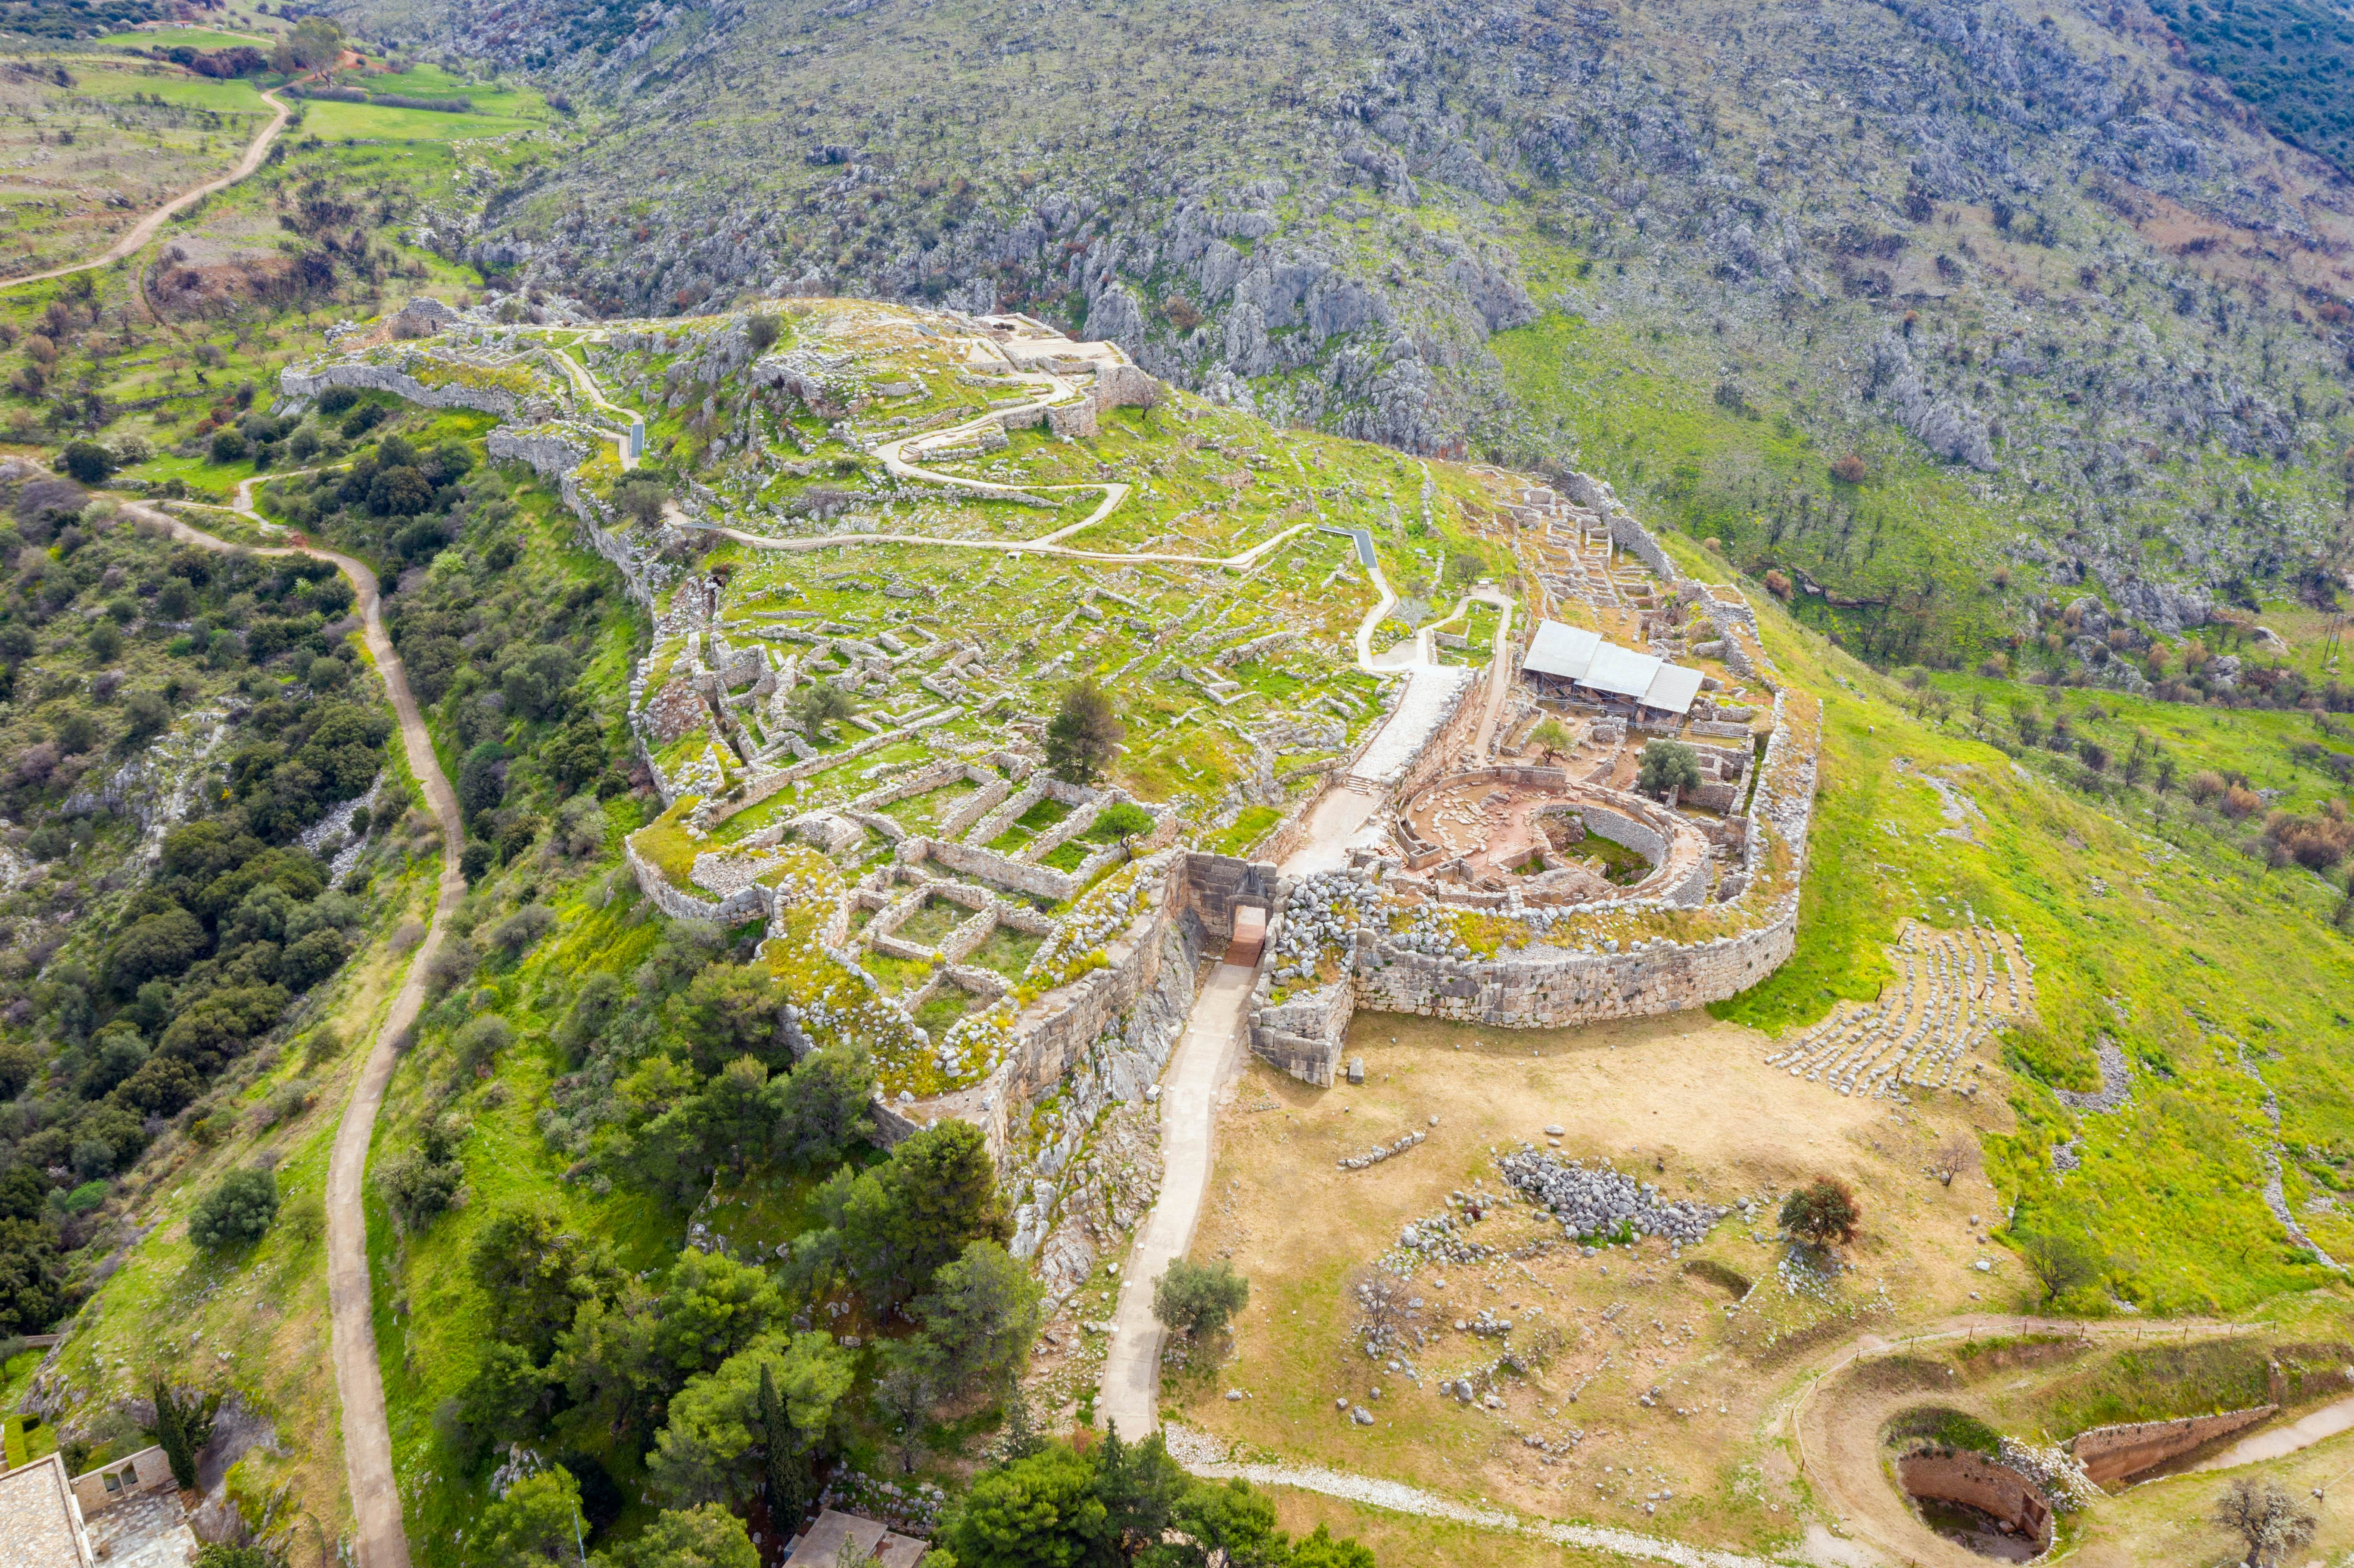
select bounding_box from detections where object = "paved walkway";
[137,497,443,1568]
[0,89,290,292]
[2199,1391,2354,1470]
[1096,963,1256,1438]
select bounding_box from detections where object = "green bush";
[187,1167,278,1251]
[1152,1257,1249,1340]
[59,441,110,484]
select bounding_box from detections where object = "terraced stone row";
[1762,916,2034,1103]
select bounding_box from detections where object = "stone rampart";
[2065,1406,2276,1485]
[1353,915,1794,1030]
[1249,972,1354,1086]
[487,424,592,479]
[623,839,769,925]
[281,355,560,423]
[902,853,1199,1162]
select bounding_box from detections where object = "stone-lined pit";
[1895,1447,2053,1561]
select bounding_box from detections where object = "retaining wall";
[1895,1452,2053,1551]
[2065,1406,2276,1485]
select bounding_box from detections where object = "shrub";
[614,478,667,527]
[1153,1257,1249,1340]
[208,429,248,464]
[1779,1177,1860,1248]
[188,1167,278,1251]
[1829,452,1867,484]
[60,441,111,484]
[452,1014,513,1076]
[486,904,557,958]
[380,1148,466,1231]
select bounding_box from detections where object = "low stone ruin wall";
[908,837,1074,902]
[2065,1406,2275,1485]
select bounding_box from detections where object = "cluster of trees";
[939,1429,1373,1568]
[255,396,476,555]
[340,472,631,882]
[0,510,390,1329]
[439,1118,1033,1547]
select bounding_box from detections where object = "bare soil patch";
[1172,1002,2015,1552]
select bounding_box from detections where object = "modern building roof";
[1517,619,1705,715]
[1583,642,1666,702]
[1640,661,1706,716]
[0,1454,93,1568]
[1520,620,1603,681]
[784,1509,929,1568]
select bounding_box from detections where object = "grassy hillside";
[1708,535,2354,1313]
[324,0,2354,663]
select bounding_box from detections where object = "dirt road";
[140,501,441,1568]
[1096,965,1257,1438]
[0,88,292,293]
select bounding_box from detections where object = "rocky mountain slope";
[337,0,2354,655]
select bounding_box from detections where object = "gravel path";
[143,500,444,1568]
[1165,1427,1785,1568]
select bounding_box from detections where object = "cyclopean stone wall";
[1352,916,1795,1031]
[1242,620,1818,1074]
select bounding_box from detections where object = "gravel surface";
[1165,1425,1783,1568]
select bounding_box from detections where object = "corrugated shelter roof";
[1521,620,1602,681]
[1583,642,1665,701]
[1640,661,1706,716]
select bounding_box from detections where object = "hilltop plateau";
[0,5,2348,1568]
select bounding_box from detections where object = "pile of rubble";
[1498,1149,1727,1245]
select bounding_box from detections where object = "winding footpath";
[133,497,439,1568]
[0,89,292,292]
[562,337,1319,573]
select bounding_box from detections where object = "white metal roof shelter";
[1583,642,1666,702]
[1519,618,1706,716]
[1639,661,1706,716]
[1521,620,1603,681]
